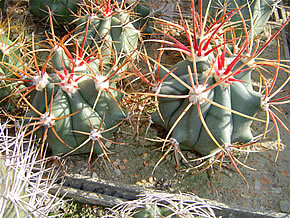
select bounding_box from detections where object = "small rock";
[255,180,261,190]
[143,161,149,167]
[280,199,290,213]
[118,164,126,170]
[240,194,251,199]
[92,172,97,178]
[261,175,271,185]
[148,176,155,183]
[253,200,257,206]
[114,168,122,176]
[123,159,128,164]
[271,187,282,194]
[113,159,120,167]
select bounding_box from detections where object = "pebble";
[271,187,282,194]
[240,194,251,199]
[118,165,126,170]
[255,180,261,190]
[261,175,271,185]
[113,159,120,167]
[148,176,155,183]
[280,199,290,213]
[114,168,122,176]
[123,159,128,164]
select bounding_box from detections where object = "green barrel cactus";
[199,0,277,37]
[75,2,139,68]
[29,0,80,23]
[151,57,262,156]
[0,31,25,111]
[125,0,154,34]
[2,1,137,157]
[149,0,281,157]
[24,42,126,156]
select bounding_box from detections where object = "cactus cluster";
[0,0,289,182]
[0,0,288,216]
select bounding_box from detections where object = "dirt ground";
[65,121,289,214]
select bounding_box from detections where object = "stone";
[280,199,290,213]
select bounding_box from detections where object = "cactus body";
[128,0,154,34]
[0,34,23,111]
[0,122,63,217]
[26,67,125,156]
[29,0,80,23]
[76,12,139,68]
[2,3,135,157]
[0,158,28,217]
[199,0,276,36]
[108,193,216,217]
[152,59,262,156]
[150,0,280,157]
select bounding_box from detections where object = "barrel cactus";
[145,0,289,179]
[23,30,127,157]
[0,18,26,111]
[124,0,154,34]
[29,0,80,23]
[198,0,277,37]
[151,57,262,156]
[0,34,20,106]
[0,0,141,160]
[75,0,140,68]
